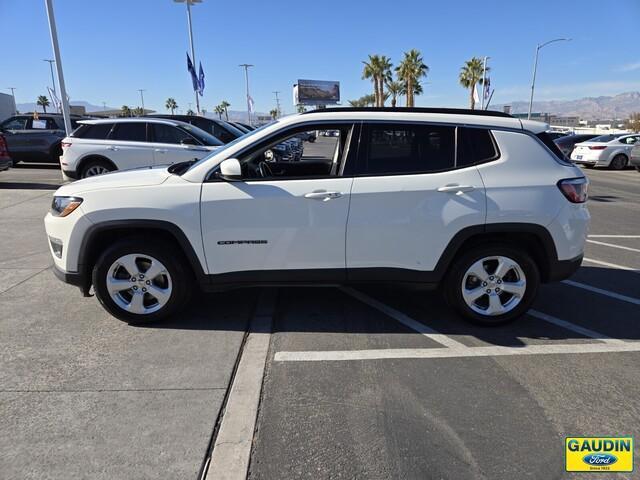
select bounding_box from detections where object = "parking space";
[248,167,640,479]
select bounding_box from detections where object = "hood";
[55,166,172,196]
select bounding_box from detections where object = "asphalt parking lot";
[1,163,639,479]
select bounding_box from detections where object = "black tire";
[80,158,115,178]
[443,244,540,326]
[92,238,192,324]
[609,154,627,170]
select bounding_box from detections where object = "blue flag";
[198,62,205,96]
[186,53,198,92]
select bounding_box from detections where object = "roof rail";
[301,106,513,118]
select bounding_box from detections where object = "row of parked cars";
[0,113,314,178]
[552,131,640,170]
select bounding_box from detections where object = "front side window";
[111,122,147,142]
[361,123,455,175]
[234,124,353,180]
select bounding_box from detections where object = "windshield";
[180,124,224,146]
[183,121,275,174]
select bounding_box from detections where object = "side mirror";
[181,137,198,146]
[218,158,242,181]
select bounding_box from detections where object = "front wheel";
[92,239,191,324]
[443,245,540,326]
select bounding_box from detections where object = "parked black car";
[0,114,84,164]
[149,114,244,144]
[554,133,601,158]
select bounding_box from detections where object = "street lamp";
[239,64,254,125]
[174,0,202,114]
[137,89,145,115]
[528,38,571,120]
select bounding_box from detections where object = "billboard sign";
[294,79,340,105]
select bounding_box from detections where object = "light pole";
[528,38,571,120]
[7,88,17,114]
[174,0,202,114]
[43,59,57,111]
[273,91,281,117]
[44,0,72,135]
[138,89,145,115]
[239,64,254,125]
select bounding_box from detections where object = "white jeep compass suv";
[45,108,589,325]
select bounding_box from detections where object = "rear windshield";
[536,132,571,164]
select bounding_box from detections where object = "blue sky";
[2,0,639,114]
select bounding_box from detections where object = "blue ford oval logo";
[583,453,618,466]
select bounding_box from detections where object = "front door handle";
[437,184,475,195]
[304,191,343,201]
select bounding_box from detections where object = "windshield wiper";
[168,159,198,175]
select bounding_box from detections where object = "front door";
[200,123,357,282]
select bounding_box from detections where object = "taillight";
[588,145,606,150]
[558,177,588,203]
[61,142,72,148]
[0,135,7,156]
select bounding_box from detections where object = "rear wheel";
[609,154,627,170]
[81,159,115,178]
[443,245,540,326]
[92,239,191,324]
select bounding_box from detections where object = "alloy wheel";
[461,256,527,316]
[106,253,172,315]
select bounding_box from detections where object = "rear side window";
[536,131,569,163]
[361,124,456,175]
[111,123,147,142]
[74,123,114,139]
[458,127,498,167]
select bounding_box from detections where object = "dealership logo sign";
[566,437,633,472]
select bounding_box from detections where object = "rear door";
[346,123,487,280]
[108,122,154,171]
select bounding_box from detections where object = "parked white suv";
[45,108,589,325]
[60,118,223,179]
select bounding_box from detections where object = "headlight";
[51,196,83,217]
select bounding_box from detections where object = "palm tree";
[362,55,393,107]
[386,80,403,108]
[269,108,278,120]
[120,105,132,117]
[165,98,178,114]
[220,100,231,121]
[395,49,429,107]
[459,57,489,110]
[214,104,224,119]
[37,95,50,113]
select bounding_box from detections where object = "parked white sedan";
[571,133,640,169]
[60,118,223,179]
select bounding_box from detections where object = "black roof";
[302,107,513,118]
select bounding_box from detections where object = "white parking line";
[561,279,640,306]
[528,310,626,344]
[589,235,640,238]
[341,287,468,349]
[274,342,640,362]
[587,239,640,253]
[583,257,640,273]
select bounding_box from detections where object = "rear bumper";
[547,254,583,282]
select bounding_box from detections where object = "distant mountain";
[495,92,640,120]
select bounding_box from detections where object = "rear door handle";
[304,191,343,201]
[437,184,475,194]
